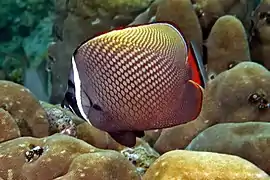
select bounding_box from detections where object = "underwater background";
[1,0,270,179]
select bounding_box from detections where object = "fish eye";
[68,79,75,89]
[64,92,76,106]
[92,104,103,111]
[62,90,85,119]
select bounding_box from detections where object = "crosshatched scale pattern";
[75,23,190,131]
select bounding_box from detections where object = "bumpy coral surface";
[121,140,160,176]
[186,122,270,174]
[40,101,77,136]
[0,108,21,142]
[0,80,49,137]
[0,134,140,180]
[192,0,256,37]
[143,150,270,180]
[250,0,270,69]
[54,151,141,180]
[206,15,251,79]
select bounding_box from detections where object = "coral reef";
[0,134,140,180]
[206,15,251,79]
[40,101,77,136]
[0,80,49,137]
[120,140,160,176]
[2,0,270,179]
[186,122,270,174]
[191,0,257,38]
[143,150,270,180]
[250,0,270,69]
[0,108,21,142]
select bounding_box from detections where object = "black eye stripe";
[68,80,75,88]
[65,92,76,103]
[92,104,102,111]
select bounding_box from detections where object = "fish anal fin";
[109,131,137,147]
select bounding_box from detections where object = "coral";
[250,0,270,69]
[143,150,270,180]
[0,134,140,180]
[192,0,257,38]
[0,80,49,137]
[186,122,270,174]
[206,15,250,79]
[76,121,123,150]
[0,108,21,142]
[120,139,160,176]
[154,119,208,154]
[143,130,162,146]
[129,8,152,25]
[155,0,203,52]
[40,101,77,136]
[154,62,270,153]
[54,151,140,180]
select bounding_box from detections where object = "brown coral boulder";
[154,62,270,153]
[193,0,256,37]
[0,80,49,137]
[155,0,203,52]
[0,134,140,180]
[250,0,270,69]
[120,139,160,176]
[143,130,162,146]
[143,150,270,180]
[76,121,123,150]
[206,15,250,79]
[153,118,209,154]
[0,108,21,142]
[186,122,270,174]
[54,151,140,180]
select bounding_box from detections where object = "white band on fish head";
[71,56,92,125]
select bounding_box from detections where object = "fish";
[61,22,208,147]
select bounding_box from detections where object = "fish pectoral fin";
[181,80,204,121]
[109,131,137,147]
